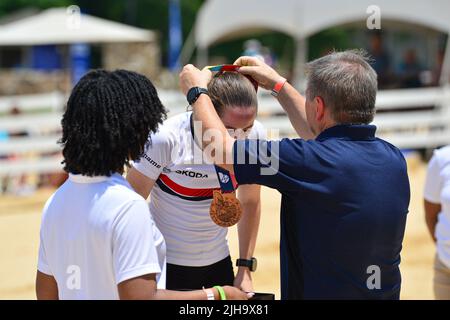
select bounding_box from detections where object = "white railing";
[1,86,450,177]
[0,91,65,114]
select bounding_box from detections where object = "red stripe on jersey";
[159,174,221,197]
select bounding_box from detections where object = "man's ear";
[315,96,326,121]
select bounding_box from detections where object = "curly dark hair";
[60,69,167,177]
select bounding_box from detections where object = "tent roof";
[196,0,450,47]
[0,8,155,46]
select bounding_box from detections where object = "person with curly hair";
[36,69,248,300]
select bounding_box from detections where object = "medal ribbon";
[214,165,236,193]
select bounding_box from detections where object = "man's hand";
[236,56,314,139]
[234,268,254,293]
[234,56,285,90]
[179,64,212,95]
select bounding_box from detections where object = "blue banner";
[70,43,90,86]
[168,0,183,71]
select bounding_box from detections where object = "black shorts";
[166,256,234,290]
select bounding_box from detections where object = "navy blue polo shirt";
[233,125,410,300]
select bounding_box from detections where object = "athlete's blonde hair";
[208,72,258,117]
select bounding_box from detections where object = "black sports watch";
[187,87,209,105]
[236,257,258,272]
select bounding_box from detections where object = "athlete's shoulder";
[149,112,190,144]
[162,111,191,130]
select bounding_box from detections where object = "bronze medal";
[210,166,243,227]
[210,190,243,227]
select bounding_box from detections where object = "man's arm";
[234,184,261,292]
[127,167,157,200]
[424,200,441,242]
[234,56,315,140]
[36,271,58,300]
[277,83,313,139]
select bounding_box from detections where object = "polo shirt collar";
[315,124,377,142]
[69,173,121,184]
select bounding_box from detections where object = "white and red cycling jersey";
[133,112,265,267]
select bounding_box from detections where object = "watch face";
[188,88,198,104]
[251,258,257,272]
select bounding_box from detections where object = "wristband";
[213,286,227,300]
[202,287,215,300]
[271,78,287,97]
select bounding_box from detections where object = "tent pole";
[293,37,307,92]
[440,35,450,86]
[179,21,197,67]
[196,46,208,68]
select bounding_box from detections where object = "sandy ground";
[0,156,435,300]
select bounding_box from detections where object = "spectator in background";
[243,39,264,61]
[261,47,276,67]
[368,32,392,89]
[398,49,423,88]
[424,147,450,300]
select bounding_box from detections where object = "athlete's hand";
[179,64,212,96]
[222,286,252,300]
[234,56,285,91]
[234,268,254,293]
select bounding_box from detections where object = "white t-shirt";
[38,173,166,300]
[424,146,450,269]
[133,112,265,267]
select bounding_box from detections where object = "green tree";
[0,0,72,17]
[0,0,204,66]
[74,0,204,66]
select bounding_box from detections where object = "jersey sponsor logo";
[142,154,161,169]
[175,170,208,179]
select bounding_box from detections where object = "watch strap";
[187,87,209,105]
[236,259,252,267]
[236,258,257,272]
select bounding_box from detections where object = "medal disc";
[210,190,243,227]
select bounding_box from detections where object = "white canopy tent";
[0,8,155,45]
[195,0,450,88]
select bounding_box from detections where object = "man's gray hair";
[305,49,378,124]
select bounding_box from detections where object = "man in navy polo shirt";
[179,50,410,299]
